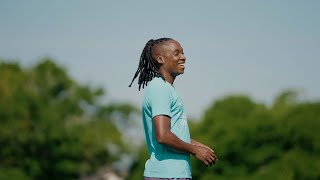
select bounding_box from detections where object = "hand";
[191,140,215,153]
[193,146,218,166]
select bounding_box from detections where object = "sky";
[1,0,319,119]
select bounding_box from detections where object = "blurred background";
[0,0,319,179]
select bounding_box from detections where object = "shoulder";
[146,77,171,91]
[144,77,174,98]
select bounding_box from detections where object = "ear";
[155,55,164,64]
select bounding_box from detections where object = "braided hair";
[129,38,172,90]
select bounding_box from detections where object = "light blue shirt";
[142,77,192,178]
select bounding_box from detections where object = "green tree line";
[0,59,137,179]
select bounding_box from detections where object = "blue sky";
[1,0,319,118]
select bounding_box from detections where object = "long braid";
[129,38,172,90]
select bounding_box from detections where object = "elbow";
[156,133,168,144]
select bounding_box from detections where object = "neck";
[159,70,176,85]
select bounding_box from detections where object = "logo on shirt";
[179,113,187,127]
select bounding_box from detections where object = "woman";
[129,38,218,179]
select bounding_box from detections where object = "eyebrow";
[174,48,183,52]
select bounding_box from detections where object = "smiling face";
[152,40,186,80]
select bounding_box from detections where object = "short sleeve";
[147,83,172,118]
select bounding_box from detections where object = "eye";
[174,50,179,56]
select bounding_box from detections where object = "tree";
[190,92,320,179]
[0,59,136,179]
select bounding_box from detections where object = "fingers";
[195,146,218,166]
[208,151,218,165]
[199,153,212,166]
[205,156,214,166]
[203,156,216,167]
[208,149,218,161]
[208,155,216,164]
[204,160,209,166]
[213,153,218,161]
[204,151,218,167]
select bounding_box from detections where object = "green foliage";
[190,93,320,179]
[0,168,31,180]
[0,59,135,179]
[129,93,320,179]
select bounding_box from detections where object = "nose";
[181,54,186,62]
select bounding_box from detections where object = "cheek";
[170,60,178,67]
[169,56,179,63]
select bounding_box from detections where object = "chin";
[176,71,184,76]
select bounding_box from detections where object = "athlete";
[129,38,218,179]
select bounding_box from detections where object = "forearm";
[158,131,196,155]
